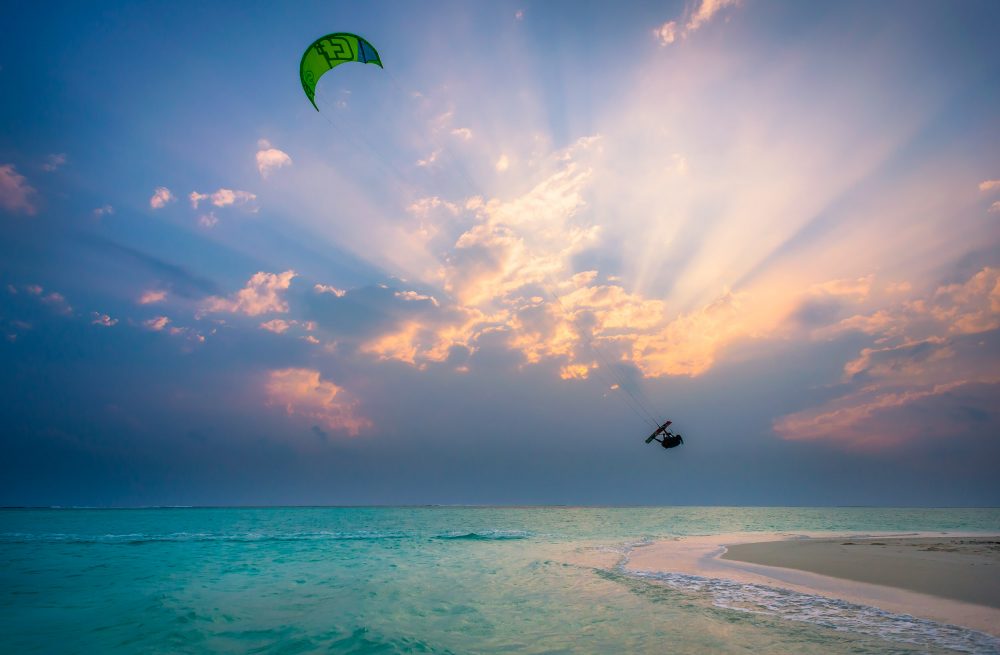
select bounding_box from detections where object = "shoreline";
[623,532,1000,637]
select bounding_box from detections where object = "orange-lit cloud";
[260,319,293,334]
[775,267,1000,449]
[91,312,117,327]
[144,316,170,331]
[149,186,173,209]
[265,368,371,436]
[315,283,347,298]
[1,164,38,215]
[202,270,296,316]
[139,289,167,305]
[654,0,741,46]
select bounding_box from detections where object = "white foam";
[622,565,1000,654]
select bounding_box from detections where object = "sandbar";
[723,535,1000,608]
[625,532,1000,637]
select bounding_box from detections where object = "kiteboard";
[645,421,672,443]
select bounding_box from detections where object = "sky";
[1,0,998,507]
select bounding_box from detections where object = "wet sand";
[625,532,1000,637]
[723,536,1000,608]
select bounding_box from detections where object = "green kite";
[300,33,383,111]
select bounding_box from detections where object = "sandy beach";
[625,532,1000,637]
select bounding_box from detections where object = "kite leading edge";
[300,33,383,110]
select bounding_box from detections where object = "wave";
[434,530,533,541]
[623,567,1000,654]
[0,531,410,545]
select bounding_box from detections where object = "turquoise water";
[2,507,998,654]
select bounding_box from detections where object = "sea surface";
[2,507,999,654]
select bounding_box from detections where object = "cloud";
[809,275,873,299]
[41,153,67,172]
[202,270,297,316]
[0,164,37,215]
[189,188,256,209]
[91,313,117,327]
[92,204,114,217]
[314,283,347,297]
[265,368,371,436]
[139,289,167,305]
[41,292,72,315]
[775,267,1000,450]
[773,380,985,450]
[408,196,459,217]
[654,0,741,46]
[416,149,441,167]
[260,319,293,334]
[256,141,293,178]
[395,290,439,306]
[979,180,1000,192]
[451,127,473,141]
[149,187,174,209]
[198,212,218,228]
[20,285,72,314]
[686,0,741,32]
[495,154,510,172]
[654,21,678,46]
[144,316,170,331]
[515,9,524,21]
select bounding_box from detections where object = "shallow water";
[2,507,998,654]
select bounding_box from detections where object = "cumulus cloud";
[91,312,117,327]
[202,270,297,316]
[144,316,170,331]
[0,164,38,215]
[256,139,293,178]
[495,154,510,172]
[408,196,459,217]
[979,180,1000,192]
[265,368,371,436]
[139,290,167,305]
[42,153,67,172]
[149,187,174,209]
[189,188,256,209]
[260,319,293,334]
[654,21,678,46]
[198,212,218,228]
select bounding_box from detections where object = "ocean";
[1,507,998,654]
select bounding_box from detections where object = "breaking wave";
[434,530,533,540]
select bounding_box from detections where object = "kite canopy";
[300,33,383,111]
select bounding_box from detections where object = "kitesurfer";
[645,420,683,449]
[658,433,683,449]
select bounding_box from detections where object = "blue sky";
[1,0,998,506]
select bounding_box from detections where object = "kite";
[300,33,383,111]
